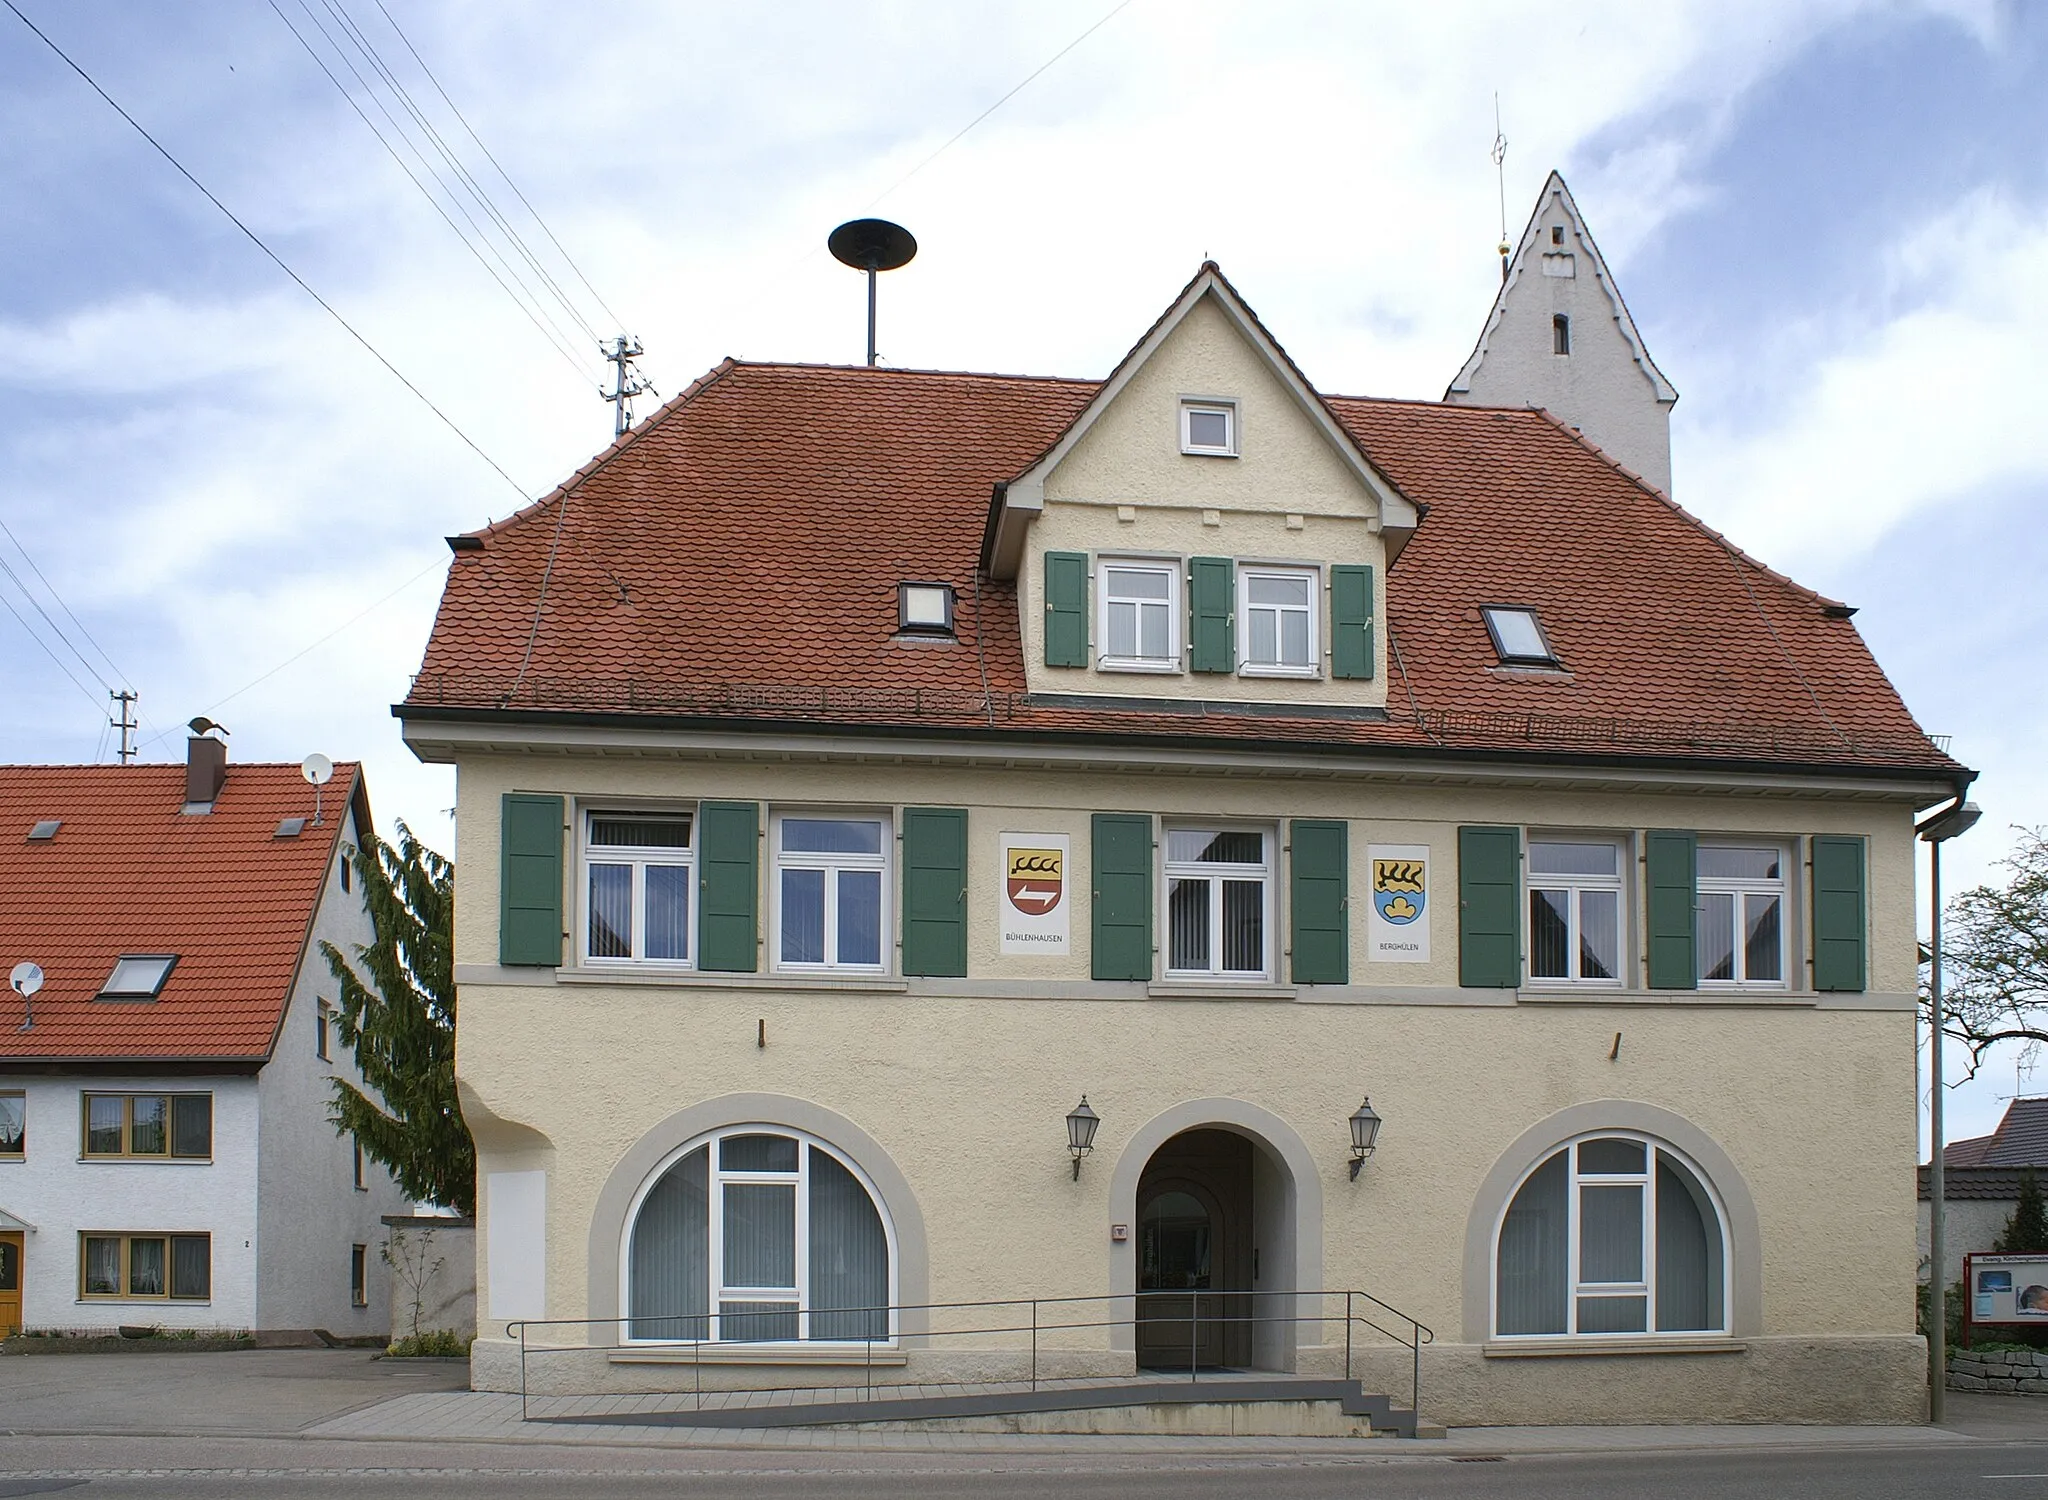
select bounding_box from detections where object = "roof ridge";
[722,359,1101,387]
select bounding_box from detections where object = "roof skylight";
[99,954,178,1001]
[275,817,307,839]
[27,819,61,841]
[897,582,955,636]
[1483,607,1559,667]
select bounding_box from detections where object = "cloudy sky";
[2,1,2041,1135]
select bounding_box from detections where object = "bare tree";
[382,1225,446,1344]
[1937,828,2048,1076]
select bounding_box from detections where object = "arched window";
[626,1126,892,1344]
[1493,1133,1727,1338]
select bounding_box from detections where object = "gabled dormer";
[983,264,1419,710]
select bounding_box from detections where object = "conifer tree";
[322,822,474,1215]
[1997,1168,2048,1256]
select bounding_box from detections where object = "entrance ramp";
[528,1372,1426,1437]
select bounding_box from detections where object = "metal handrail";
[507,1287,1435,1422]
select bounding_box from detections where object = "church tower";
[1445,171,1679,495]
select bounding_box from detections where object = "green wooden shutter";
[1458,825,1521,988]
[1092,813,1153,981]
[1645,830,1698,990]
[698,801,760,973]
[1812,835,1867,992]
[1044,551,1088,667]
[1289,819,1348,984]
[902,808,968,977]
[500,793,565,967]
[1331,564,1376,681]
[1189,556,1235,673]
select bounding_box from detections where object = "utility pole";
[600,336,656,439]
[109,689,137,764]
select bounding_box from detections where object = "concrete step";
[533,1376,1428,1438]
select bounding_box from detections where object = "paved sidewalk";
[305,1385,1988,1456]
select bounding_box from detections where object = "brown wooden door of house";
[0,1232,22,1337]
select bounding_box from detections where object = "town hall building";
[397,183,1963,1427]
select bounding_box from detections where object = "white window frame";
[1697,842,1790,991]
[1096,557,1182,674]
[581,808,698,968]
[1179,397,1238,457]
[620,1125,900,1348]
[1526,836,1629,988]
[771,810,892,975]
[1237,564,1320,678]
[1161,825,1274,981]
[1490,1132,1731,1342]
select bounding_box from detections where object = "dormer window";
[1483,607,1560,668]
[897,582,954,636]
[99,955,178,1001]
[1180,399,1237,457]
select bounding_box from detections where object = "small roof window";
[1483,607,1560,667]
[99,954,178,1001]
[275,817,308,839]
[27,819,61,841]
[897,582,955,636]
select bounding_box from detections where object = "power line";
[1,0,533,502]
[326,0,606,349]
[268,0,597,380]
[0,515,128,688]
[861,0,1135,213]
[372,0,627,333]
[0,578,104,711]
[0,547,108,692]
[135,552,450,752]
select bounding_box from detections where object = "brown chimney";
[185,736,227,808]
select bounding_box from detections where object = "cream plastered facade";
[428,736,1939,1425]
[1015,292,1393,703]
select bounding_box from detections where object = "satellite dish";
[9,962,42,998]
[302,753,333,786]
[827,219,917,367]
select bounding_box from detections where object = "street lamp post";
[1919,798,1981,1425]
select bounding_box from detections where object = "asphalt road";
[5,1438,2048,1498]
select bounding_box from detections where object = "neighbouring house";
[397,215,1966,1423]
[0,738,409,1339]
[1921,1098,2048,1290]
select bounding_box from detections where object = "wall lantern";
[1066,1096,1100,1181]
[1348,1098,1382,1181]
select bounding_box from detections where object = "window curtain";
[170,1235,210,1300]
[1496,1152,1567,1335]
[628,1146,708,1340]
[1656,1155,1722,1331]
[84,1237,121,1296]
[808,1149,888,1340]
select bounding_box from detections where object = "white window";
[99,955,176,1000]
[1164,828,1271,979]
[1494,1134,1728,1338]
[1098,560,1180,671]
[1698,845,1786,988]
[1483,607,1558,667]
[625,1127,894,1345]
[1239,567,1317,675]
[1179,399,1237,456]
[585,812,696,965]
[1528,839,1625,985]
[774,814,889,972]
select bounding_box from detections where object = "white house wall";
[3,1073,259,1331]
[255,800,411,1336]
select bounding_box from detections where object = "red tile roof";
[0,761,366,1062]
[403,359,1957,778]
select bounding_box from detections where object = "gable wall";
[1021,295,1390,703]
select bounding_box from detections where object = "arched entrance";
[1132,1123,1302,1372]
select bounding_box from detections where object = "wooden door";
[0,1232,22,1337]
